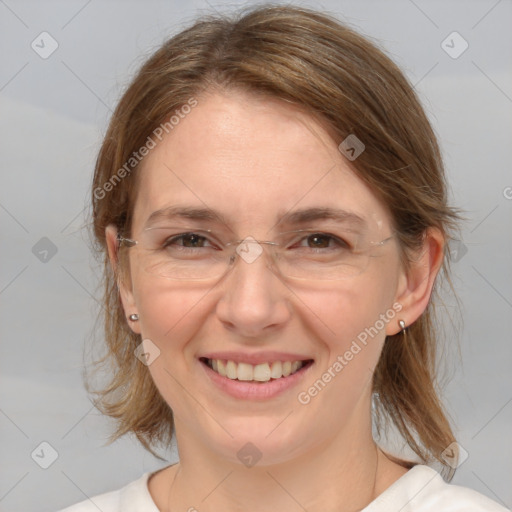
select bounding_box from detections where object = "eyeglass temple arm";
[116,233,137,247]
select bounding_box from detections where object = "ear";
[386,227,445,336]
[105,224,141,334]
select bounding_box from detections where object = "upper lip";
[200,351,314,365]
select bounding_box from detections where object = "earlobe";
[105,224,141,334]
[386,228,445,336]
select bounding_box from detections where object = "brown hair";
[88,5,461,477]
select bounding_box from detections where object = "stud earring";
[129,314,139,322]
[398,319,406,331]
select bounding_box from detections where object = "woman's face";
[119,90,408,465]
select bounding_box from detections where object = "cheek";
[306,265,401,371]
[134,278,209,344]
[305,273,398,345]
[297,279,400,423]
[132,279,211,412]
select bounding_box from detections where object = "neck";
[159,420,396,512]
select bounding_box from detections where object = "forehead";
[132,91,390,233]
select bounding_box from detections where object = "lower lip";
[199,359,314,401]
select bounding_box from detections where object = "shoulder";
[366,465,509,512]
[57,472,158,512]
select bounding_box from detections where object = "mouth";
[200,357,314,383]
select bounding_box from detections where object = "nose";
[215,241,292,338]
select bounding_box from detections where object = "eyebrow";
[144,205,367,230]
[145,206,228,227]
[277,207,366,228]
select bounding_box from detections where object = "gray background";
[1,1,511,511]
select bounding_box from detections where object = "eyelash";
[162,232,351,252]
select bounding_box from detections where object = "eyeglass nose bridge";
[225,237,280,267]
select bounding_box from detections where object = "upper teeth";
[207,359,306,382]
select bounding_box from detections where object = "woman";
[61,5,507,511]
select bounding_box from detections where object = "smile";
[200,358,313,383]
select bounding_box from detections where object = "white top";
[58,464,509,512]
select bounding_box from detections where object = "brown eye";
[164,233,209,248]
[307,234,331,248]
[181,234,207,247]
[299,233,349,250]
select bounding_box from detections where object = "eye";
[163,232,212,249]
[295,233,350,250]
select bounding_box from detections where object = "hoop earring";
[129,314,139,322]
[398,319,406,331]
